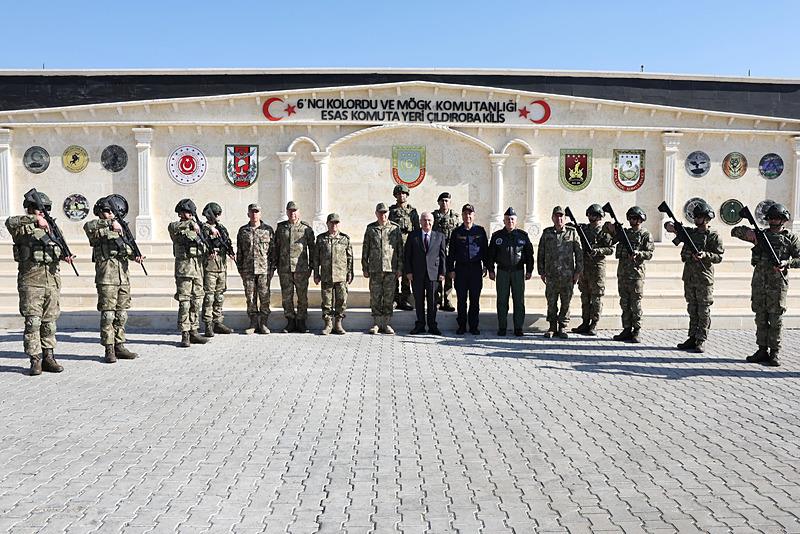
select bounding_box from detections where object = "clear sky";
[2,0,798,78]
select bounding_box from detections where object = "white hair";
[420,211,434,221]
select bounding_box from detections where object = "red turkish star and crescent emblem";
[179,155,196,175]
[285,104,296,116]
[167,146,207,185]
[518,106,530,119]
[262,97,298,121]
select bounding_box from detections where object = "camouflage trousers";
[242,273,271,319]
[19,283,61,357]
[321,281,348,319]
[279,271,310,320]
[436,275,454,309]
[685,283,713,342]
[752,276,787,350]
[97,283,131,346]
[369,272,396,318]
[545,276,575,328]
[618,277,644,331]
[578,266,606,323]
[202,269,227,325]
[174,276,204,333]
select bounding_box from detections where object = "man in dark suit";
[404,211,446,335]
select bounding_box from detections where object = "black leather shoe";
[497,330,506,336]
[469,328,480,335]
[428,327,442,336]
[456,326,466,335]
[514,329,524,337]
[409,326,426,335]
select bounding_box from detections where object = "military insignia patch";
[758,153,784,179]
[62,145,89,173]
[612,149,645,191]
[559,149,592,191]
[756,199,776,226]
[101,145,128,172]
[683,197,708,223]
[720,199,744,225]
[392,146,426,188]
[168,145,207,185]
[23,146,50,174]
[225,145,259,188]
[685,151,710,177]
[723,151,747,178]
[63,193,89,221]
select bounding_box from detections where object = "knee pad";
[24,316,42,330]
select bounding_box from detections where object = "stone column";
[523,154,542,240]
[661,132,683,242]
[792,137,800,233]
[276,152,296,222]
[489,154,509,234]
[311,151,331,234]
[133,127,154,241]
[0,129,11,240]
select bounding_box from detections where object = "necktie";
[424,233,429,252]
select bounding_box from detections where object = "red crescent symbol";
[179,155,196,175]
[529,99,551,124]
[262,97,284,121]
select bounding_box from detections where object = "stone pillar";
[0,129,11,241]
[792,137,800,233]
[311,151,331,234]
[523,154,542,240]
[489,154,509,234]
[133,127,154,241]
[276,152,296,222]
[661,132,683,242]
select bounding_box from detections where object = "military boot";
[29,355,42,376]
[321,317,333,335]
[333,317,346,335]
[296,319,309,334]
[585,321,598,336]
[746,346,769,363]
[204,322,215,338]
[555,325,568,339]
[180,331,191,347]
[368,319,380,335]
[613,328,632,341]
[382,316,395,335]
[104,345,117,364]
[690,341,705,354]
[189,330,209,344]
[626,329,641,344]
[115,344,138,359]
[213,322,232,334]
[676,337,696,350]
[257,317,270,335]
[571,321,589,334]
[282,318,296,333]
[543,322,557,339]
[245,316,258,335]
[763,348,781,367]
[41,349,63,373]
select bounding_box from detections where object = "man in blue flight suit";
[447,203,489,335]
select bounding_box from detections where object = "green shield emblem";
[392,146,426,188]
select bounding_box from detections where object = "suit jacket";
[404,229,446,281]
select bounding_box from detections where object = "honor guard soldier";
[274,201,316,333]
[432,192,460,311]
[605,206,654,344]
[537,206,583,338]
[312,213,354,335]
[362,202,403,334]
[389,184,420,310]
[487,207,534,336]
[236,203,276,335]
[200,202,234,337]
[168,199,209,347]
[5,191,72,375]
[572,204,614,336]
[665,201,725,353]
[732,203,800,366]
[447,203,488,335]
[84,195,141,363]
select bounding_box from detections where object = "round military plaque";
[101,144,128,172]
[63,193,89,221]
[756,199,776,227]
[758,153,784,179]
[23,146,50,174]
[719,199,743,225]
[62,145,89,173]
[683,197,707,223]
[168,145,207,185]
[722,151,747,178]
[685,151,710,178]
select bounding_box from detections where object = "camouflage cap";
[375,202,389,212]
[461,203,475,213]
[286,201,298,211]
[393,184,410,196]
[247,203,261,212]
[552,205,565,215]
[504,207,517,217]
[437,192,451,202]
[326,213,341,222]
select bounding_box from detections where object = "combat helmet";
[766,203,790,222]
[626,206,647,222]
[692,201,715,220]
[586,204,604,218]
[93,196,111,216]
[22,190,52,212]
[202,202,222,219]
[175,198,197,214]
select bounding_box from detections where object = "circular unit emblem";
[23,146,50,174]
[683,197,708,223]
[756,199,776,227]
[62,145,89,173]
[63,193,89,221]
[722,151,747,178]
[101,144,128,172]
[719,199,744,225]
[758,153,784,179]
[685,151,710,178]
[168,145,207,185]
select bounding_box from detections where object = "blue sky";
[2,0,798,78]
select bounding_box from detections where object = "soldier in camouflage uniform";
[83,195,141,363]
[362,202,403,334]
[432,192,459,312]
[572,204,614,336]
[5,192,71,375]
[312,213,354,335]
[168,199,209,348]
[236,203,275,335]
[537,206,583,338]
[389,184,420,310]
[200,202,234,338]
[665,201,725,353]
[605,206,654,344]
[274,201,316,333]
[732,203,800,366]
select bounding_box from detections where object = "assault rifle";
[201,207,235,260]
[106,197,148,276]
[601,202,635,257]
[739,205,788,283]
[24,188,79,276]
[188,206,214,254]
[657,201,700,256]
[564,207,593,254]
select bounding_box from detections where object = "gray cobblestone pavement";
[1,328,800,533]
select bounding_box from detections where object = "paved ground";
[1,328,800,534]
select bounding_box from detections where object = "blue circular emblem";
[758,153,784,179]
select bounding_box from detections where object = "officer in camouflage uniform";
[83,195,141,363]
[200,202,233,338]
[274,201,316,333]
[168,199,209,348]
[312,213,354,335]
[5,192,70,375]
[572,204,614,336]
[389,184,420,310]
[537,206,583,338]
[432,192,459,312]
[236,203,275,335]
[362,202,403,334]
[732,203,800,366]
[665,201,725,353]
[605,206,654,344]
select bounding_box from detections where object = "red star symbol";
[285,104,296,116]
[518,106,530,119]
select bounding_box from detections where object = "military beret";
[286,201,298,210]
[438,192,451,202]
[552,205,565,216]
[375,202,389,212]
[462,203,475,213]
[504,207,517,217]
[326,213,340,223]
